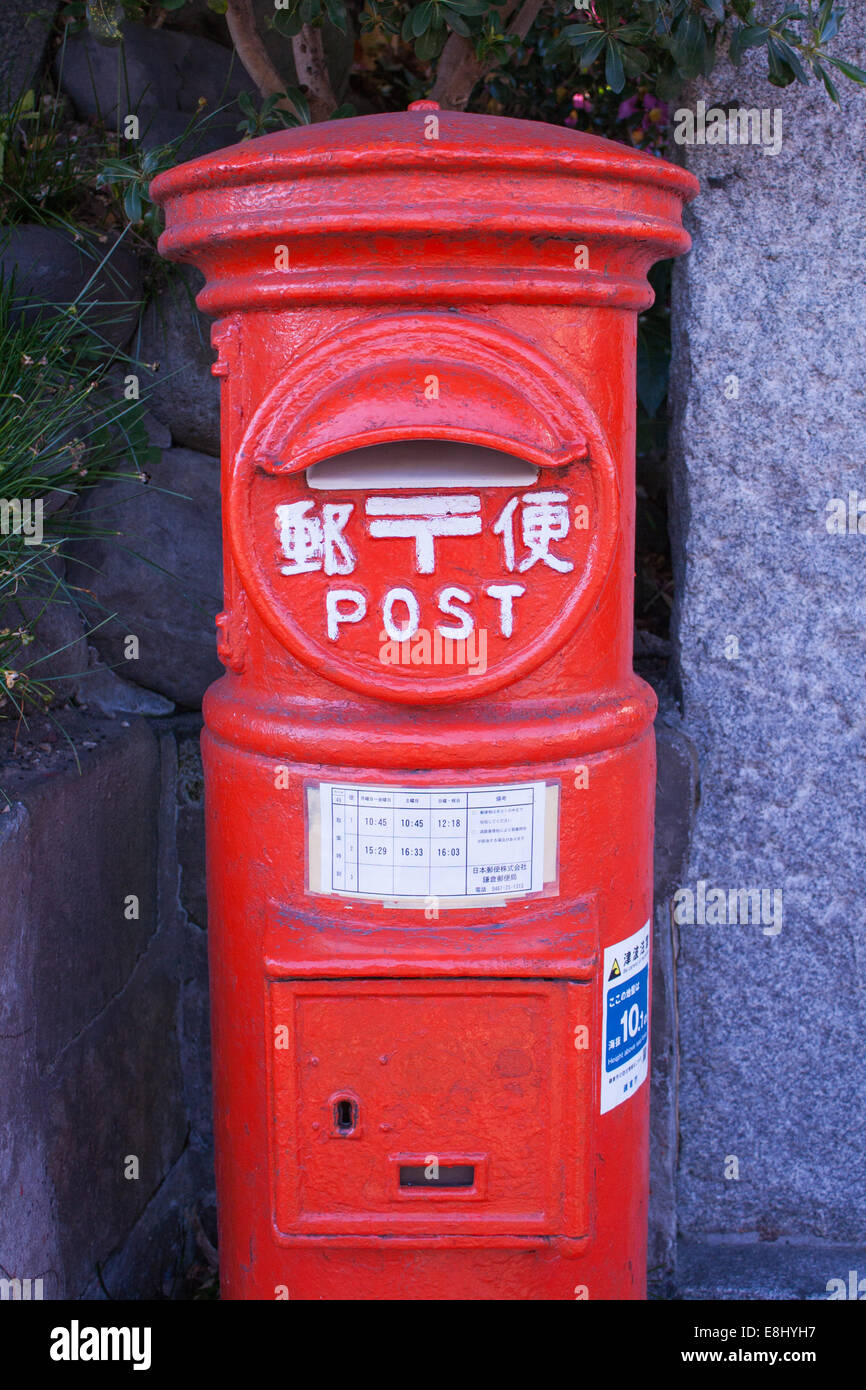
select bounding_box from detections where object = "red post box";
[151,106,697,1301]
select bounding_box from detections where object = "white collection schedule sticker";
[600,920,650,1114]
[318,780,547,901]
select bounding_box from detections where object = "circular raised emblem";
[226,315,620,704]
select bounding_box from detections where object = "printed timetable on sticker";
[317,780,548,901]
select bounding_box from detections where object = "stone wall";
[0,712,213,1300]
[1,16,231,1298]
[668,5,866,1293]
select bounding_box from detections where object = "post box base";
[235,1243,644,1302]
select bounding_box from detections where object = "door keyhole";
[333,1097,357,1134]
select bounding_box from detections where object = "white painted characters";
[276,490,579,577]
[493,491,575,573]
[366,494,482,573]
[326,584,523,643]
[274,487,583,648]
[276,499,355,575]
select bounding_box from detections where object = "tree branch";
[225,0,299,114]
[291,24,337,122]
[225,2,336,123]
[431,0,547,111]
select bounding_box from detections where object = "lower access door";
[268,979,591,1239]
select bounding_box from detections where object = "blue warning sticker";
[600,921,650,1114]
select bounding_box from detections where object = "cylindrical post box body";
[152,110,696,1301]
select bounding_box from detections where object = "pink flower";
[572,93,594,112]
[617,95,641,121]
[642,95,669,126]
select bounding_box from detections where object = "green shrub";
[0,262,157,717]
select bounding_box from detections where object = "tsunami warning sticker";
[600,920,650,1114]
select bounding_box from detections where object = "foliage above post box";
[69,2,865,128]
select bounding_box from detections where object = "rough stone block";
[139,269,220,457]
[0,715,202,1298]
[677,1240,866,1301]
[44,938,188,1297]
[4,717,161,1068]
[649,722,699,1294]
[0,225,142,350]
[55,21,250,157]
[668,8,866,1249]
[176,729,208,930]
[67,448,223,709]
[0,2,57,98]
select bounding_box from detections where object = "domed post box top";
[150,110,698,316]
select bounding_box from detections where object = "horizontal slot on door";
[388,1152,488,1202]
[399,1164,475,1188]
[306,440,539,491]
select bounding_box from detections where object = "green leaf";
[415,26,443,60]
[772,38,808,84]
[205,0,228,12]
[282,87,312,123]
[578,33,606,70]
[815,62,840,102]
[656,67,685,103]
[817,0,840,40]
[411,1,434,37]
[615,23,649,44]
[669,12,708,80]
[273,10,304,37]
[605,38,625,92]
[820,11,840,41]
[636,317,670,418]
[443,0,490,13]
[124,184,142,222]
[329,102,357,119]
[730,23,771,64]
[622,45,650,76]
[563,22,600,44]
[766,37,796,87]
[324,0,349,32]
[827,56,866,84]
[443,8,471,35]
[703,0,725,20]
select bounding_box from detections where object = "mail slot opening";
[306,440,539,492]
[333,1097,358,1134]
[399,1164,476,1188]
